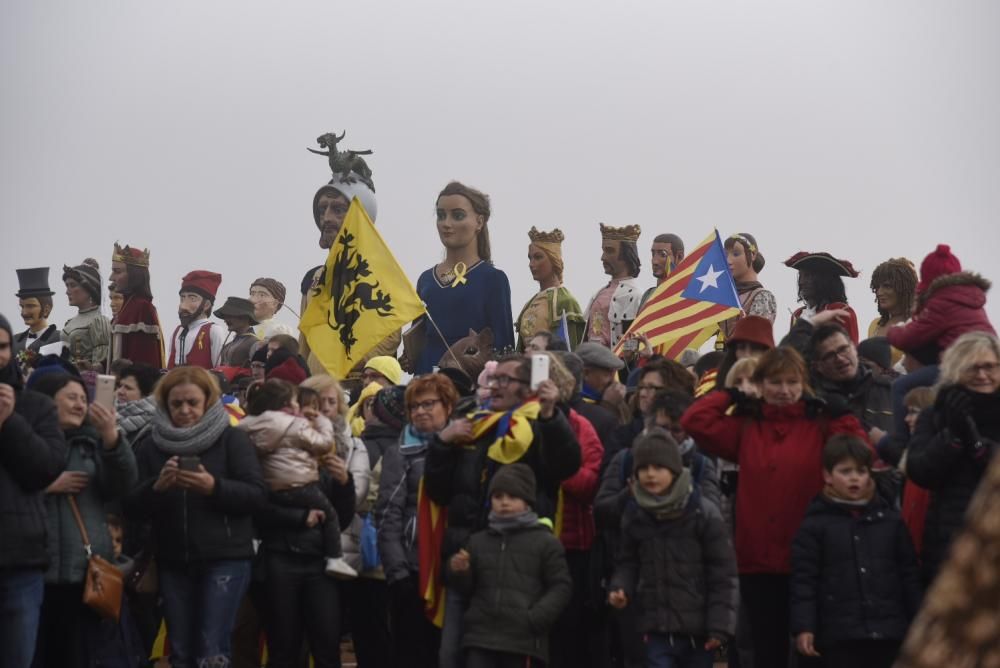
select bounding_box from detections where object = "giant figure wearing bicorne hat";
[169,270,226,369]
[299,129,401,390]
[13,267,61,356]
[109,242,165,368]
[584,223,643,348]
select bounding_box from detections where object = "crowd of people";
[2,139,999,668]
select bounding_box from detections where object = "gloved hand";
[725,388,757,415]
[938,385,973,435]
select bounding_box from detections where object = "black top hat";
[15,268,55,298]
[213,297,259,325]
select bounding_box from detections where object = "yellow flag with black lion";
[300,198,426,378]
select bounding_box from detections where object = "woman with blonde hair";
[907,331,1000,582]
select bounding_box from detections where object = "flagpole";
[421,308,473,379]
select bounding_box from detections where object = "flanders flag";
[300,198,426,378]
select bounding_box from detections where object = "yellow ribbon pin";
[450,261,468,288]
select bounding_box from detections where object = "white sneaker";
[325,557,358,579]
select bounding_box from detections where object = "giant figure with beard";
[168,270,225,369]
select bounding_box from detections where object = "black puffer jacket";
[255,471,356,557]
[449,522,571,661]
[814,366,894,434]
[610,490,738,639]
[375,438,426,583]
[906,387,1000,580]
[0,385,68,570]
[423,408,581,565]
[790,492,922,646]
[125,426,267,565]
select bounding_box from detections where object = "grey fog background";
[3,1,999,349]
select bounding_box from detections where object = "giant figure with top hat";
[13,267,61,356]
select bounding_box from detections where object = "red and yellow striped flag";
[615,230,741,360]
[417,478,448,628]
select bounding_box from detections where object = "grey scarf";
[152,400,230,455]
[117,395,157,440]
[633,468,693,520]
[488,510,540,534]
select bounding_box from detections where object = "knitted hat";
[488,463,537,508]
[265,355,307,385]
[180,270,222,301]
[858,337,892,372]
[62,259,102,305]
[364,356,402,385]
[917,244,962,293]
[728,316,775,350]
[632,428,683,476]
[25,355,82,392]
[251,278,287,307]
[372,385,407,431]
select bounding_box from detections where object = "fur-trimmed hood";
[917,271,991,311]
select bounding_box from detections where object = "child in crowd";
[239,378,357,578]
[791,435,922,668]
[899,387,936,555]
[608,429,738,668]
[447,463,572,668]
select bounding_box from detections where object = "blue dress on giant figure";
[412,182,514,375]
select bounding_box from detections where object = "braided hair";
[870,258,918,326]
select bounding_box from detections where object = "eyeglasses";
[409,399,442,413]
[637,384,665,393]
[818,344,854,365]
[488,375,528,388]
[964,361,1000,376]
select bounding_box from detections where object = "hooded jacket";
[887,272,995,364]
[237,411,334,490]
[0,313,69,570]
[790,492,922,646]
[681,390,868,574]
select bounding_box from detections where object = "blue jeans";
[645,633,714,668]
[159,560,251,668]
[0,569,44,668]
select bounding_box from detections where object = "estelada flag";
[300,198,426,378]
[615,230,741,359]
[417,478,447,627]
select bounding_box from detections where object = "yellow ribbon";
[450,262,468,288]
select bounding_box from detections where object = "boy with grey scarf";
[609,429,738,668]
[447,463,572,668]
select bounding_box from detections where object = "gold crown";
[599,223,641,242]
[528,227,565,245]
[112,242,151,268]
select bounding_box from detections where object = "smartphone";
[178,456,201,472]
[94,374,116,411]
[530,354,550,391]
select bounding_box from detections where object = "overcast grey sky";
[3,1,998,346]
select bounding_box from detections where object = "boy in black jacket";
[791,435,922,668]
[447,463,572,668]
[608,428,737,668]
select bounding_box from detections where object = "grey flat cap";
[576,342,625,370]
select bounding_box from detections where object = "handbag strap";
[66,496,94,558]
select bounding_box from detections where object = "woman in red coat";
[681,346,866,668]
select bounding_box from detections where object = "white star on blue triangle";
[680,233,741,308]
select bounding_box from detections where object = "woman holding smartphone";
[125,366,266,668]
[29,366,138,667]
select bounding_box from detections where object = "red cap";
[917,244,961,293]
[180,270,222,300]
[728,315,775,350]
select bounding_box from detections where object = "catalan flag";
[615,230,741,360]
[417,478,448,627]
